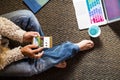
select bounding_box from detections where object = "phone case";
[23,0,49,13]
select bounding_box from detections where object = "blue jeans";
[0,10,80,77]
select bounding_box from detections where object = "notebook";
[23,0,49,13]
[73,0,120,30]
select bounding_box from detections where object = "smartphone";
[23,0,49,13]
[33,36,52,48]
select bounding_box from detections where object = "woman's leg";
[0,41,80,77]
[0,40,94,77]
[1,9,44,36]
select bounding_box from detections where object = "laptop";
[73,0,120,30]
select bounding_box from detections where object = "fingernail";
[34,35,38,37]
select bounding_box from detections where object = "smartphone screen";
[33,36,52,48]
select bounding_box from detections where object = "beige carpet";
[0,0,120,80]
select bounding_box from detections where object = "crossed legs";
[0,10,94,76]
[55,40,94,68]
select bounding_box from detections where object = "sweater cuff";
[15,30,26,43]
[0,46,24,70]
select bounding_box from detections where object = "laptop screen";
[103,0,120,23]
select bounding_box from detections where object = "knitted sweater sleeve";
[0,17,26,43]
[0,46,24,70]
[0,17,26,70]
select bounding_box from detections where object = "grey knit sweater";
[0,17,26,70]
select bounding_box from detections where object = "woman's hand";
[21,44,44,59]
[23,31,40,42]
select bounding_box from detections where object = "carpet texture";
[0,0,120,80]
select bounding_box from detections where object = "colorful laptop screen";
[103,0,120,22]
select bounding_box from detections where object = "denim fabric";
[1,10,44,36]
[0,10,80,76]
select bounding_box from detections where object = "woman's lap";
[0,10,80,76]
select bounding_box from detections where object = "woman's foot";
[76,40,94,51]
[55,61,67,68]
[55,40,94,68]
